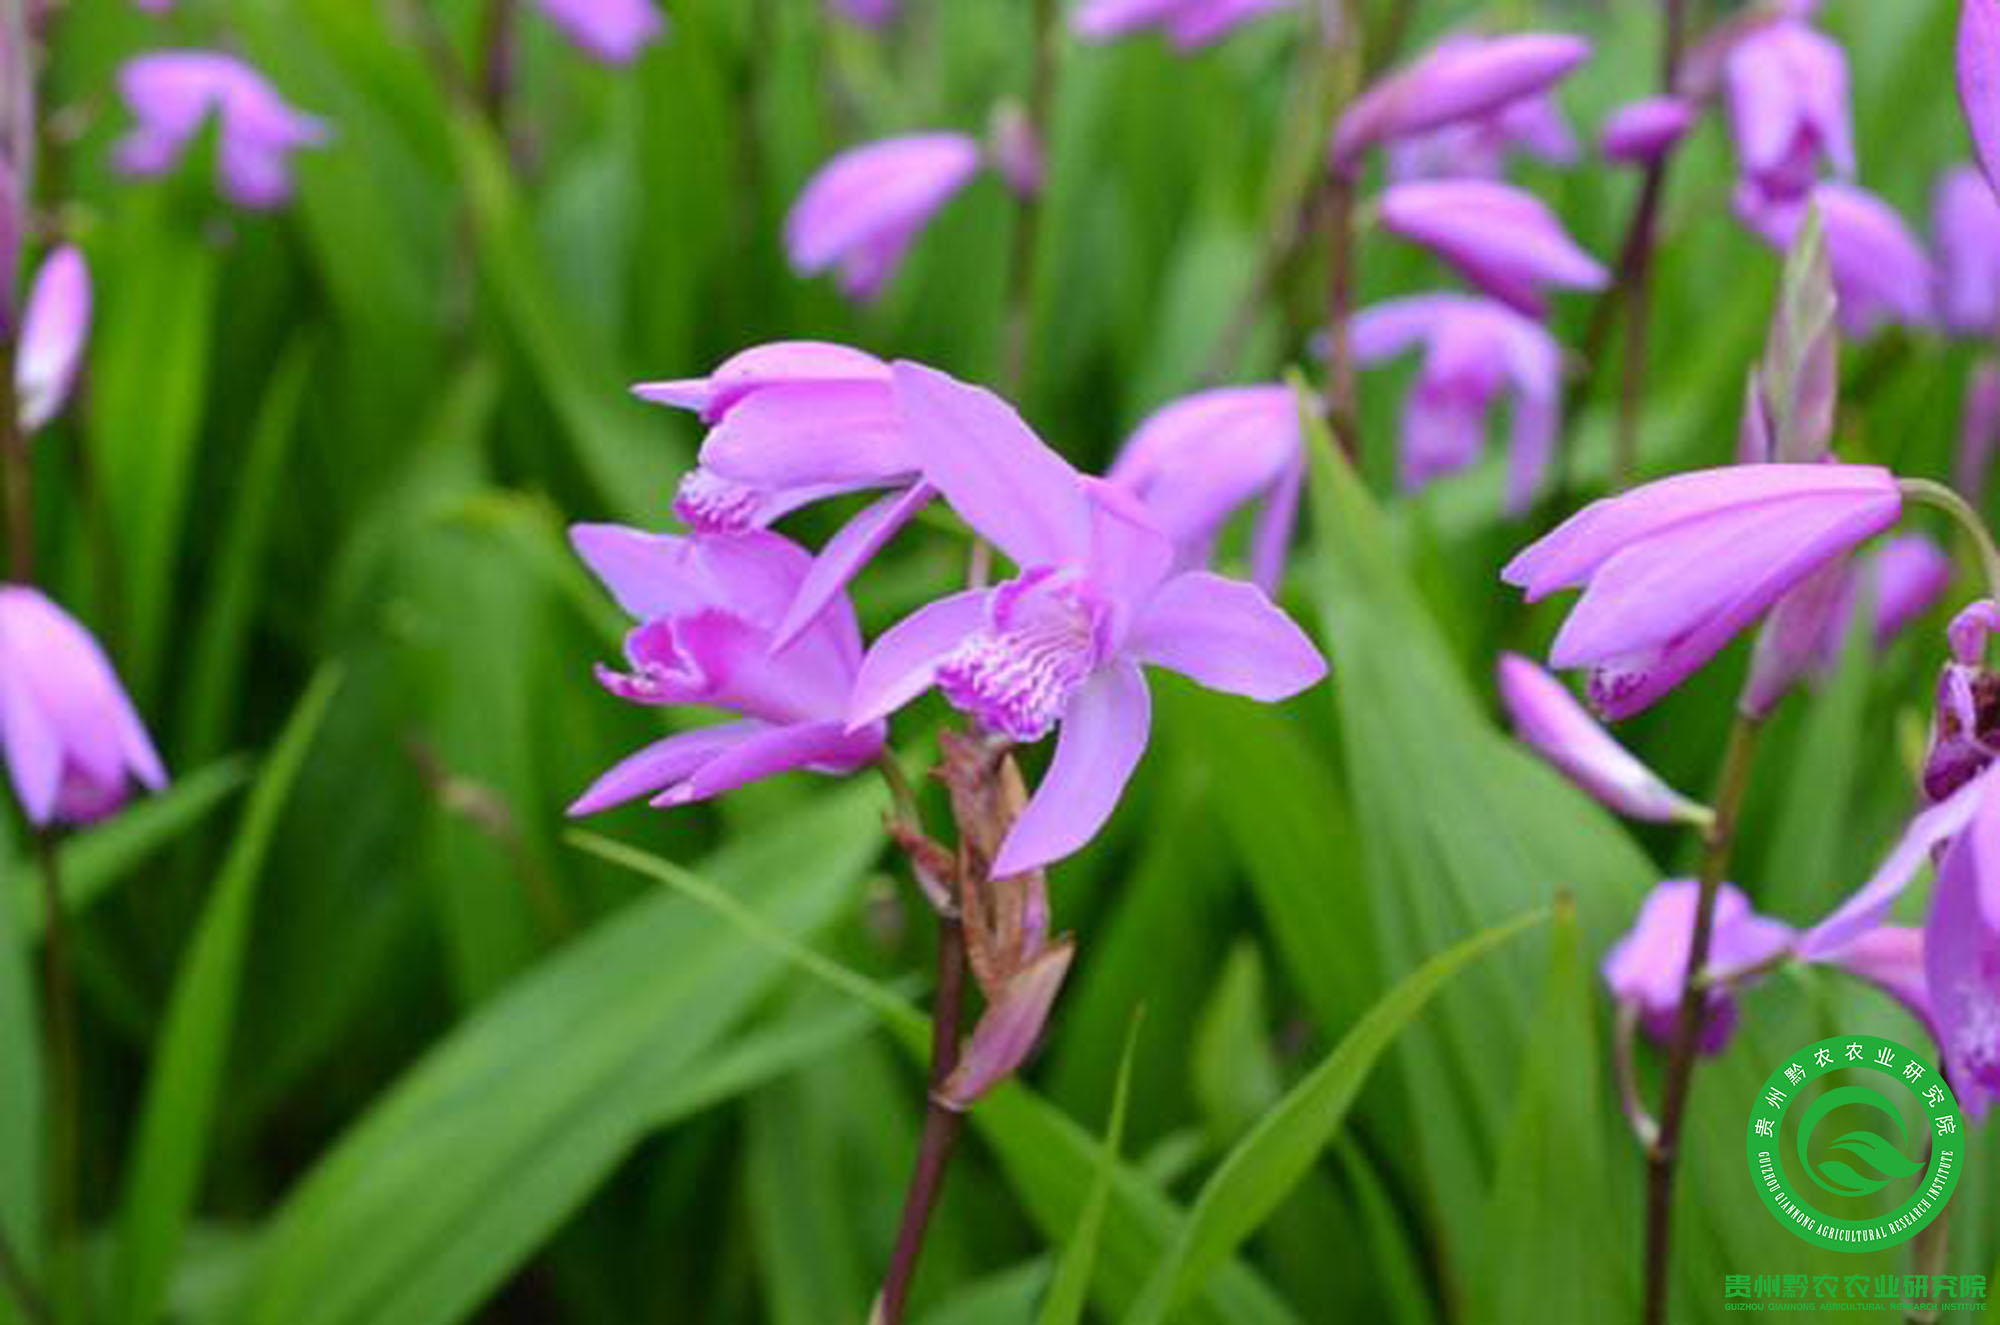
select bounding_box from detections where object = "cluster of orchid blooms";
[568,345,1328,1103]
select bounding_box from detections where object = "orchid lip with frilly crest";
[936,568,1109,743]
[673,469,767,535]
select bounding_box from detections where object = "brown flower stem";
[1321,170,1361,463]
[475,0,517,124]
[874,914,968,1325]
[0,334,30,583]
[1607,0,1688,489]
[1641,713,1761,1325]
[1000,0,1060,400]
[1319,1,1365,461]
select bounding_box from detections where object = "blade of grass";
[1037,1009,1144,1325]
[1124,907,1549,1325]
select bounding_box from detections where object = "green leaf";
[1190,944,1281,1145]
[87,200,221,704]
[1162,686,1372,1030]
[1038,1010,1144,1325]
[1302,397,1656,1276]
[112,668,344,1325]
[1124,907,1547,1324]
[1474,900,1624,1323]
[237,789,883,1325]
[179,337,316,765]
[447,109,682,522]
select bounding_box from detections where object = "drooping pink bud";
[0,585,167,826]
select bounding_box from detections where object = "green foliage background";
[0,0,1991,1321]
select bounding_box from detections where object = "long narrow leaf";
[1125,907,1548,1323]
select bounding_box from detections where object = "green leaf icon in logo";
[1797,1086,1922,1198]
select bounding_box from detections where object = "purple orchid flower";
[115,51,329,210]
[1386,90,1578,182]
[1376,179,1608,317]
[1935,166,2000,338]
[1349,292,1562,512]
[1960,0,2000,203]
[0,585,166,826]
[1106,384,1302,593]
[1503,464,1905,719]
[1742,183,1933,337]
[631,341,935,645]
[1922,601,2000,802]
[1073,0,1294,48]
[1723,14,1853,232]
[1604,880,1795,1054]
[785,134,983,302]
[566,526,886,815]
[1497,653,1708,825]
[1600,95,1697,166]
[15,244,89,433]
[846,363,1327,875]
[1959,362,2000,501]
[828,0,898,27]
[530,0,665,63]
[1331,31,1591,175]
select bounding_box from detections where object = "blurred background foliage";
[0,0,1992,1321]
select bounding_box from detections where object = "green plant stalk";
[1899,478,2000,604]
[1642,713,1762,1325]
[3,315,73,1325]
[33,838,76,1325]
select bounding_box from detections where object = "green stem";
[1641,713,1762,1325]
[1899,478,2000,604]
[999,0,1059,400]
[36,836,78,1325]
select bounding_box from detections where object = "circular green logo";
[1746,1034,1961,1251]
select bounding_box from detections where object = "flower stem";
[1899,477,2000,604]
[1609,0,1688,489]
[35,834,79,1325]
[1319,3,1365,463]
[1000,0,1060,401]
[1641,712,1761,1325]
[875,913,968,1325]
[1,333,31,583]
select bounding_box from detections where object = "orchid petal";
[847,588,993,729]
[1127,571,1327,701]
[891,361,1090,567]
[991,661,1151,877]
[774,483,937,651]
[567,722,765,816]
